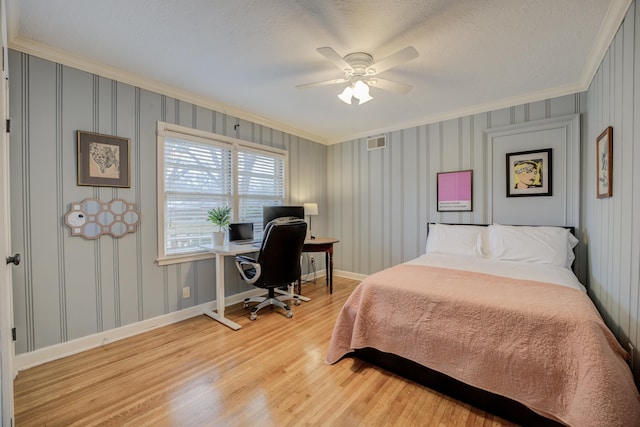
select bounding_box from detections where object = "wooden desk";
[302,237,339,294]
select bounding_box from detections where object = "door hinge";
[11,327,16,341]
[5,118,9,133]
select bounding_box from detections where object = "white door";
[0,0,15,425]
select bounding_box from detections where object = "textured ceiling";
[6,0,631,144]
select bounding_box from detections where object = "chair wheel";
[250,313,257,321]
[294,299,301,306]
[286,311,293,319]
[243,302,249,309]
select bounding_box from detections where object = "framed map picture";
[77,131,130,188]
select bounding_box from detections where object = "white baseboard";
[300,269,368,284]
[301,269,325,282]
[335,270,367,281]
[15,269,364,371]
[14,288,264,372]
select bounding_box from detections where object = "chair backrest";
[256,217,307,287]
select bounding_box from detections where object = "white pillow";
[426,224,486,257]
[487,224,578,268]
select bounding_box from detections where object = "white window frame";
[156,122,288,265]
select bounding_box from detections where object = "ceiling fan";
[296,46,419,105]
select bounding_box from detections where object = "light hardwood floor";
[14,276,516,426]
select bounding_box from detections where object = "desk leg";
[325,252,329,290]
[328,247,334,294]
[203,254,242,330]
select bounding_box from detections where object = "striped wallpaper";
[8,51,327,355]
[584,0,640,381]
[326,95,585,277]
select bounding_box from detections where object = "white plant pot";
[212,231,225,246]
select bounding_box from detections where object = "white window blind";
[164,137,232,255]
[237,147,285,234]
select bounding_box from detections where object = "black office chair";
[234,217,307,320]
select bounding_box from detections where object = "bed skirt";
[354,347,563,426]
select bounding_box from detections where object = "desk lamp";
[303,203,318,239]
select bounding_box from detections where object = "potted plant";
[207,205,231,246]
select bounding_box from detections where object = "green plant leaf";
[207,206,232,231]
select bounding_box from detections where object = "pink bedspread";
[326,264,640,426]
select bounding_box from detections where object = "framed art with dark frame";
[596,126,613,198]
[77,131,131,188]
[506,148,552,197]
[436,170,473,212]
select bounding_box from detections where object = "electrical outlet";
[182,286,190,299]
[628,342,635,370]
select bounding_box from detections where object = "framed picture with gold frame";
[77,131,131,188]
[596,126,613,198]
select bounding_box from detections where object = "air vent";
[367,135,386,150]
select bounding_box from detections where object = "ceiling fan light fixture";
[338,80,373,105]
[298,46,417,105]
[353,80,373,105]
[356,91,373,105]
[338,86,353,104]
[353,80,369,97]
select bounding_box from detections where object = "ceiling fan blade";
[367,46,418,75]
[367,78,413,94]
[296,78,349,89]
[316,47,352,72]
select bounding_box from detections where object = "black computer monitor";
[262,205,304,229]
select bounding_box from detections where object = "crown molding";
[326,82,585,145]
[579,0,633,88]
[7,36,328,145]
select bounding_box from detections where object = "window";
[157,122,287,264]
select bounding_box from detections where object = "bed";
[326,223,640,426]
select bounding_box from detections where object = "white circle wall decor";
[64,198,141,239]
